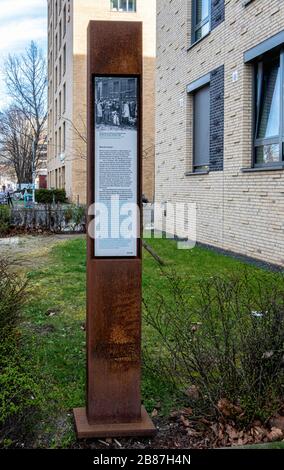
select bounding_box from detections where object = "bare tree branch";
[1,41,47,182]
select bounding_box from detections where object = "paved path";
[0,234,84,270]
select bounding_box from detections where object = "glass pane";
[194,165,209,172]
[111,0,118,10]
[257,60,280,139]
[120,0,127,11]
[128,0,136,12]
[128,78,136,93]
[195,22,210,41]
[255,144,280,165]
[196,0,209,24]
[113,81,119,94]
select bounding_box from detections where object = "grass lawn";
[20,236,282,448]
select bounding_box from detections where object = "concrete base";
[73,406,156,439]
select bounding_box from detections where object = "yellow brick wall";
[71,0,156,204]
[47,0,156,204]
[156,0,284,266]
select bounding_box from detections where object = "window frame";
[253,48,284,168]
[111,0,137,13]
[191,0,211,45]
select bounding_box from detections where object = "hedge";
[35,189,67,204]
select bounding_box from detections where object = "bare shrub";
[143,269,284,424]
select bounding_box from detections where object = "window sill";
[187,31,211,52]
[111,10,137,13]
[241,166,284,173]
[185,170,209,176]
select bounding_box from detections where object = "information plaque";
[95,76,138,257]
[73,20,155,439]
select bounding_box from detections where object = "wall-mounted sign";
[94,76,138,257]
[232,70,239,82]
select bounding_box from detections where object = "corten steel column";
[73,21,156,438]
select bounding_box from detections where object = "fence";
[10,205,86,233]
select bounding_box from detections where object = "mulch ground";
[73,408,284,450]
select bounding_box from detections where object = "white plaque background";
[94,77,138,257]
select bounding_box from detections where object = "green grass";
[234,441,284,449]
[20,236,281,448]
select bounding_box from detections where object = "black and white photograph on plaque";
[95,77,138,131]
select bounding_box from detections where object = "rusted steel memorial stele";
[73,21,156,438]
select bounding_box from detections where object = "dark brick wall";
[209,65,224,172]
[211,0,225,31]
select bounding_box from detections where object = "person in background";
[122,101,130,126]
[7,190,13,207]
[96,100,103,124]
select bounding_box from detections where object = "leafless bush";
[143,269,284,424]
[0,257,29,346]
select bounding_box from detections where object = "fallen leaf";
[187,428,201,437]
[267,427,283,442]
[181,407,193,416]
[185,385,200,401]
[151,408,158,418]
[252,425,267,441]
[225,424,239,441]
[269,415,284,432]
[180,415,190,427]
[217,398,243,418]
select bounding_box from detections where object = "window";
[62,166,65,188]
[59,20,62,49]
[192,0,210,44]
[128,78,136,93]
[63,122,66,152]
[63,44,66,75]
[55,99,58,124]
[50,80,53,103]
[59,127,62,154]
[63,83,66,113]
[113,81,119,94]
[111,0,136,12]
[193,84,210,172]
[63,5,66,36]
[254,51,284,167]
[59,91,62,118]
[55,1,58,25]
[59,56,62,84]
[55,132,57,157]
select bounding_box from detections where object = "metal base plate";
[73,406,156,439]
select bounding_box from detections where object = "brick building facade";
[47,0,156,204]
[155,0,284,266]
